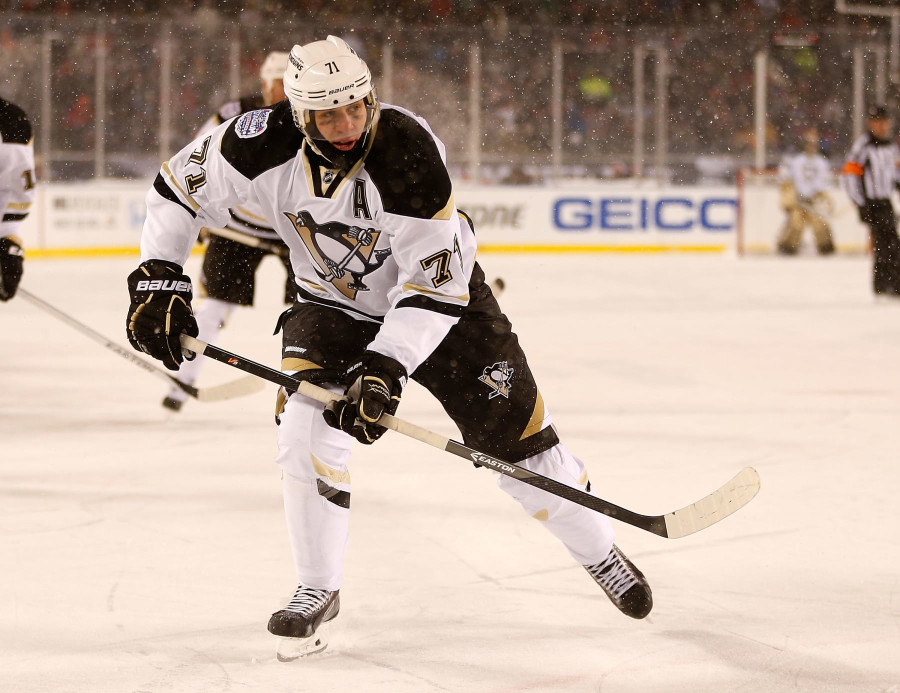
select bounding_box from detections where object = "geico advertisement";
[456,185,737,248]
[23,182,737,251]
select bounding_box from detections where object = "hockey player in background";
[125,36,652,660]
[0,97,35,302]
[775,129,835,255]
[841,104,900,296]
[161,51,296,411]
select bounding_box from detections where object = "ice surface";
[2,252,899,692]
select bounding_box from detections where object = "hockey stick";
[18,288,264,402]
[180,334,760,538]
[202,226,290,259]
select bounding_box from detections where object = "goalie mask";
[284,36,379,170]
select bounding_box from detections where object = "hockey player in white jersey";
[161,51,295,412]
[775,130,835,255]
[0,97,35,302]
[125,36,651,660]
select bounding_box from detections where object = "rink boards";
[15,179,873,255]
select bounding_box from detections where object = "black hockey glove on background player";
[126,259,199,371]
[323,351,407,444]
[0,235,25,301]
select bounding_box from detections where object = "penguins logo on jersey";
[284,210,391,299]
[479,361,514,399]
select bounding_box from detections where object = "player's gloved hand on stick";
[126,259,199,370]
[323,351,407,444]
[0,235,25,301]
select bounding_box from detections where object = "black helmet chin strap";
[315,136,370,172]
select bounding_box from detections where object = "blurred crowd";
[0,0,894,182]
[0,0,883,28]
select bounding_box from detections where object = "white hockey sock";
[276,388,352,591]
[280,471,349,591]
[497,443,615,566]
[166,298,235,398]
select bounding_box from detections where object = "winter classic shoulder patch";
[234,109,273,139]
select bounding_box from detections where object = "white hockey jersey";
[777,152,832,201]
[142,101,475,375]
[195,94,280,242]
[0,98,36,241]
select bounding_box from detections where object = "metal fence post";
[467,41,481,182]
[94,18,107,178]
[633,44,645,179]
[754,49,767,171]
[158,20,172,162]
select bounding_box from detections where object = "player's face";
[869,118,891,139]
[314,100,368,151]
[263,79,286,105]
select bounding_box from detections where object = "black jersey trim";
[396,294,466,317]
[364,108,453,220]
[227,208,274,232]
[220,100,303,180]
[316,479,351,509]
[0,98,33,145]
[2,213,29,222]
[297,286,385,323]
[153,173,197,219]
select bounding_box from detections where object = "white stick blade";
[664,467,761,539]
[194,375,265,402]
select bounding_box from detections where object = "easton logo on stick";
[470,452,518,474]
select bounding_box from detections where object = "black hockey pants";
[862,201,900,294]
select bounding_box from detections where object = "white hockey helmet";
[283,36,379,168]
[260,51,289,83]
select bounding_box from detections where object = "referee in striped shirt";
[841,104,900,296]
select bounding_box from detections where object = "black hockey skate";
[584,545,652,619]
[268,585,340,661]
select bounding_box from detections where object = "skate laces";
[586,546,638,600]
[283,585,333,616]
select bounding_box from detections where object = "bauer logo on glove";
[135,279,193,293]
[126,259,199,371]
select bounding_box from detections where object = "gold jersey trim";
[401,282,469,302]
[431,192,456,221]
[281,357,323,372]
[519,390,546,441]
[298,277,326,291]
[234,205,268,223]
[162,161,200,212]
[312,454,351,485]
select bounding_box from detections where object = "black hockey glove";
[323,351,407,444]
[0,236,25,301]
[126,259,199,371]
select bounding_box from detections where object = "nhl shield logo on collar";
[479,361,514,399]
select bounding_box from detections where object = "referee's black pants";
[863,201,900,294]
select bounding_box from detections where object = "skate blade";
[275,623,331,662]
